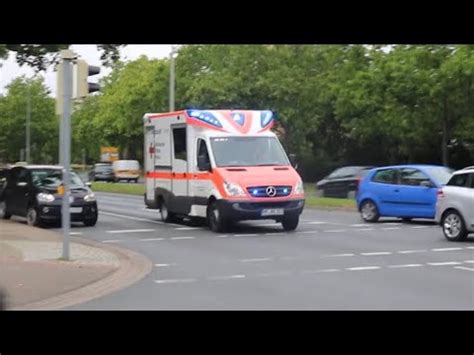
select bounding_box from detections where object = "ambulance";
[143,109,305,232]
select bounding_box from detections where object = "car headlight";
[295,181,304,195]
[37,193,55,203]
[84,192,96,202]
[223,182,245,197]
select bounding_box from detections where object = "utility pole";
[169,45,177,112]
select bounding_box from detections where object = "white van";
[112,160,140,183]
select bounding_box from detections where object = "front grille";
[246,185,292,198]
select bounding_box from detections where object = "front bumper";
[217,199,305,221]
[37,202,98,222]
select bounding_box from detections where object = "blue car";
[356,165,453,222]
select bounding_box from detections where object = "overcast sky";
[0,45,175,97]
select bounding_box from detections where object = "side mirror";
[197,155,211,172]
[86,182,92,187]
[288,154,298,169]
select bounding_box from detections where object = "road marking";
[411,226,430,229]
[216,235,229,238]
[298,230,319,234]
[171,236,195,240]
[361,252,392,256]
[239,258,271,263]
[154,278,196,284]
[388,264,423,268]
[463,260,474,263]
[106,229,155,234]
[326,253,355,257]
[398,249,427,254]
[381,227,400,230]
[346,266,381,271]
[140,238,164,242]
[432,247,463,252]
[208,274,246,280]
[385,222,402,226]
[102,239,122,243]
[301,269,340,274]
[175,227,202,230]
[233,234,258,237]
[69,232,83,235]
[350,224,368,227]
[154,263,175,267]
[454,266,474,272]
[427,261,462,266]
[308,221,328,225]
[354,228,375,231]
[467,247,474,250]
[265,232,283,235]
[323,229,347,233]
[99,211,164,225]
[256,271,292,278]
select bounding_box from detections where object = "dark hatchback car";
[88,163,115,182]
[316,166,373,199]
[0,165,98,227]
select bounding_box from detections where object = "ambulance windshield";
[210,137,290,167]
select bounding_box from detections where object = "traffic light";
[75,59,100,98]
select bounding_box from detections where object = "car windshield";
[210,136,290,167]
[425,166,454,185]
[31,169,85,189]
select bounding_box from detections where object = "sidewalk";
[0,219,152,310]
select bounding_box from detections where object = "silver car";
[435,166,474,241]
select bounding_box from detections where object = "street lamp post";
[169,45,178,112]
[26,81,31,163]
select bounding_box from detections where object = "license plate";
[261,208,284,216]
[70,207,82,213]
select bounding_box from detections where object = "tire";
[26,207,42,227]
[207,200,227,233]
[441,210,468,242]
[160,198,175,223]
[84,214,98,227]
[360,199,380,222]
[0,200,12,220]
[282,214,299,231]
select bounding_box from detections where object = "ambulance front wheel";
[282,214,299,231]
[159,198,175,223]
[207,200,228,233]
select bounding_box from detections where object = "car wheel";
[26,207,42,227]
[160,198,175,223]
[0,201,12,219]
[84,214,98,227]
[282,214,299,231]
[207,200,227,233]
[442,210,468,242]
[360,200,379,222]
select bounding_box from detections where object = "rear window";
[447,173,469,188]
[372,169,397,184]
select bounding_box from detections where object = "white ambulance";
[143,109,305,232]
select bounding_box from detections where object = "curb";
[10,235,153,310]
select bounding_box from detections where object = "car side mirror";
[86,182,92,187]
[288,154,298,169]
[197,155,211,172]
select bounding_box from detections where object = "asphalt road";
[48,192,474,310]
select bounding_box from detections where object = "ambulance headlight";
[295,181,304,195]
[223,182,245,197]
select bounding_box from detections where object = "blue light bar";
[260,110,274,128]
[231,112,245,126]
[186,110,223,128]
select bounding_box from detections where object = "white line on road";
[467,247,474,250]
[308,221,328,225]
[346,266,381,271]
[69,232,83,235]
[99,211,164,225]
[432,247,463,252]
[102,239,122,243]
[388,264,423,268]
[216,235,229,238]
[398,249,427,254]
[384,223,403,226]
[264,232,283,235]
[140,238,164,242]
[323,229,347,233]
[239,258,271,263]
[350,224,368,227]
[154,263,175,267]
[154,279,197,284]
[411,226,430,229]
[256,271,292,278]
[208,274,246,280]
[463,260,474,263]
[427,261,462,266]
[325,253,355,257]
[298,230,319,234]
[381,227,400,230]
[174,227,203,230]
[106,229,155,234]
[233,234,258,237]
[170,236,195,240]
[454,266,474,272]
[361,252,392,256]
[354,228,375,231]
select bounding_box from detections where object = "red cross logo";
[149,143,155,159]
